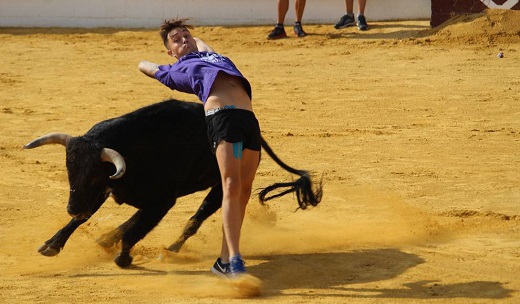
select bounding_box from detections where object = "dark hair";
[160,18,194,49]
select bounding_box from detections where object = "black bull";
[24,99,322,268]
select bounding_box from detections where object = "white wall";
[0,0,431,28]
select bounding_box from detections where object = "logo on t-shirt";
[199,53,227,63]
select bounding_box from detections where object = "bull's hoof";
[166,243,182,253]
[114,254,133,268]
[96,234,117,248]
[37,243,60,256]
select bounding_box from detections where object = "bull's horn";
[23,133,72,149]
[100,148,126,180]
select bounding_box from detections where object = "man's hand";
[138,60,160,78]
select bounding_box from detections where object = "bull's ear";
[100,148,126,179]
[24,133,72,149]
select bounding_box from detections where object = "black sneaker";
[334,14,356,29]
[211,257,230,278]
[267,26,287,40]
[293,23,307,37]
[357,14,369,31]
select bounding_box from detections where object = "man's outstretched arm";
[194,38,214,52]
[138,61,160,78]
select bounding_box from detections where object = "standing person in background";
[138,18,261,280]
[334,0,369,31]
[267,0,307,39]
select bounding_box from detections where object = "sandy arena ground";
[0,9,519,303]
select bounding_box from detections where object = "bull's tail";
[258,136,323,210]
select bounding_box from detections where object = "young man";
[334,0,369,31]
[138,18,261,278]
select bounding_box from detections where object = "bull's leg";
[115,204,173,268]
[96,210,141,248]
[167,184,223,252]
[38,217,88,256]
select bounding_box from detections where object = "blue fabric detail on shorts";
[233,141,243,159]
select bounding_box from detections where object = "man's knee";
[222,178,242,199]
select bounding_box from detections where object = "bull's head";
[24,133,126,219]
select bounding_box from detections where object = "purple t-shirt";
[155,52,252,104]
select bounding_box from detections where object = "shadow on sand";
[59,248,512,300]
[247,249,513,300]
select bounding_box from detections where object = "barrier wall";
[0,0,431,28]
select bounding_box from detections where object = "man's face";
[166,27,198,59]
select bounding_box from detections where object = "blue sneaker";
[211,257,230,278]
[334,14,356,29]
[229,254,247,276]
[267,26,287,40]
[293,22,307,37]
[357,14,369,31]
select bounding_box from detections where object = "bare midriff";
[205,72,253,112]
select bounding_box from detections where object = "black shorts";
[205,109,261,154]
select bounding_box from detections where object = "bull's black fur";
[25,99,322,268]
